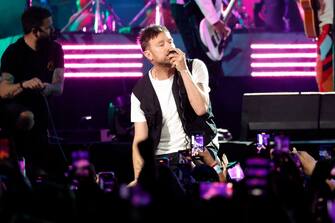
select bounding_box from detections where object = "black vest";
[132,59,217,151]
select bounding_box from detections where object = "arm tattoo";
[52,68,64,84]
[1,73,15,83]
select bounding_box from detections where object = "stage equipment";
[61,0,123,33]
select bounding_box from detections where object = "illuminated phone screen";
[191,133,205,156]
[199,182,233,200]
[227,162,245,182]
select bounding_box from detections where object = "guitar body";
[198,0,236,61]
[301,0,319,38]
[199,19,225,61]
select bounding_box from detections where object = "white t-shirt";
[318,0,333,28]
[131,59,210,155]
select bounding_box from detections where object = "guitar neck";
[222,0,236,22]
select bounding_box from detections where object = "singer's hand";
[21,77,44,90]
[167,48,187,72]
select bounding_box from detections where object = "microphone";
[167,49,177,56]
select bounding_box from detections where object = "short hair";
[137,24,169,51]
[21,6,52,34]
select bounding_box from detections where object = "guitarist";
[194,0,231,39]
[170,0,231,90]
[313,0,334,91]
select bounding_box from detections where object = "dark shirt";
[1,37,64,84]
[0,37,64,130]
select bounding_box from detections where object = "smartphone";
[72,150,89,162]
[191,133,205,158]
[71,150,90,177]
[319,145,332,160]
[227,162,245,182]
[199,182,233,200]
[256,133,270,147]
[274,135,290,152]
[97,171,116,193]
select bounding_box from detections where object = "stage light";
[62,44,141,50]
[64,72,143,78]
[250,43,317,77]
[251,62,316,67]
[65,63,143,68]
[251,53,317,58]
[251,71,316,77]
[251,44,316,49]
[64,54,143,59]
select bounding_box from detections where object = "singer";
[0,6,64,181]
[129,24,226,187]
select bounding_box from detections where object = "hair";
[137,24,169,51]
[21,6,52,34]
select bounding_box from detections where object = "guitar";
[300,0,319,38]
[199,0,236,61]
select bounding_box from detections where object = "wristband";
[210,161,218,168]
[211,162,222,174]
[20,81,26,90]
[213,164,222,174]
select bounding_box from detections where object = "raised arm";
[194,0,221,25]
[168,49,210,116]
[179,68,210,116]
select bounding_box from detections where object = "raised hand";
[167,48,187,72]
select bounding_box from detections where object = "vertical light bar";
[155,0,161,25]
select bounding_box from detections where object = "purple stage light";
[250,43,317,77]
[61,43,144,78]
[64,72,143,78]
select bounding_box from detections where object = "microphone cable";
[41,93,68,165]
